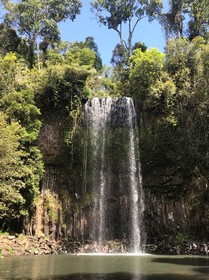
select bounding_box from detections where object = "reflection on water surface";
[3,273,208,280]
[0,254,209,280]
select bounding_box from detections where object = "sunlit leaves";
[0,52,17,94]
[0,52,44,225]
[1,0,82,67]
[65,47,96,69]
[46,38,103,71]
[129,48,165,99]
[91,0,162,60]
[0,113,27,219]
[184,0,209,40]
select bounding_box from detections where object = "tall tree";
[184,0,209,40]
[91,0,162,63]
[0,23,20,55]
[160,0,184,40]
[84,36,103,71]
[1,0,82,67]
[111,41,147,79]
[160,0,209,41]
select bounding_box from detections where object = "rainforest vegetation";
[0,0,209,238]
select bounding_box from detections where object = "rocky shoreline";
[146,242,209,255]
[1,235,209,257]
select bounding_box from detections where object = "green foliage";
[46,38,103,71]
[0,52,44,230]
[0,0,208,240]
[0,52,18,93]
[91,0,162,62]
[184,0,209,40]
[37,64,90,112]
[137,37,209,200]
[0,23,20,55]
[160,0,209,41]
[148,77,177,125]
[1,0,82,67]
[86,69,119,98]
[0,23,29,61]
[174,233,191,246]
[84,36,103,71]
[125,37,209,243]
[65,47,96,69]
[23,146,44,210]
[0,113,27,219]
[43,190,62,222]
[159,0,184,39]
[0,89,42,143]
[129,48,165,100]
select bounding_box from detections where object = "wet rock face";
[142,167,189,240]
[35,101,203,244]
[36,114,82,239]
[38,116,64,163]
[144,190,188,239]
[37,115,188,244]
[36,113,180,243]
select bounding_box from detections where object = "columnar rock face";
[143,188,188,240]
[35,99,195,245]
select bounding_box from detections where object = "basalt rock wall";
[143,168,189,242]
[36,113,85,240]
[34,106,205,243]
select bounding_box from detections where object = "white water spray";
[85,97,145,253]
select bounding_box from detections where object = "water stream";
[84,97,145,252]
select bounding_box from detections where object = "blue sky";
[59,1,167,66]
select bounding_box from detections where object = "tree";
[184,0,209,40]
[161,37,209,176]
[0,52,44,230]
[160,0,184,40]
[111,41,147,79]
[65,46,96,68]
[0,23,21,55]
[0,113,27,222]
[160,0,209,41]
[91,0,162,63]
[129,48,165,100]
[1,0,82,67]
[46,38,103,71]
[111,43,128,69]
[84,36,103,71]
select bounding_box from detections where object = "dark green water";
[0,254,209,280]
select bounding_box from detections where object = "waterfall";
[84,97,145,253]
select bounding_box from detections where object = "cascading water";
[84,97,145,253]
